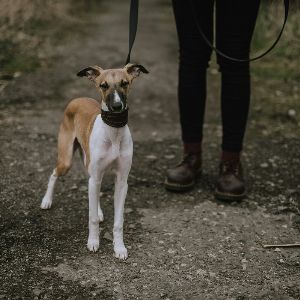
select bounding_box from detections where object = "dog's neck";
[101,108,129,128]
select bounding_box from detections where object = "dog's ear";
[124,63,149,79]
[77,66,103,81]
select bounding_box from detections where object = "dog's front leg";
[113,174,128,260]
[113,149,132,260]
[87,175,102,252]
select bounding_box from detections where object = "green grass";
[247,3,300,136]
[0,40,40,74]
[251,3,300,82]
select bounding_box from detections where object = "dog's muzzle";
[107,91,127,113]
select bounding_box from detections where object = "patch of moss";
[0,0,105,75]
[0,40,40,74]
[251,4,300,81]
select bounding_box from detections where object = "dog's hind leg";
[41,120,75,209]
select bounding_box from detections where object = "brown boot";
[215,160,246,200]
[165,153,202,192]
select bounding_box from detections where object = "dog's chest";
[89,115,130,170]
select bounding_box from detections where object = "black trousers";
[172,0,260,152]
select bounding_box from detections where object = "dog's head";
[77,63,149,113]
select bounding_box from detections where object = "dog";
[40,63,148,259]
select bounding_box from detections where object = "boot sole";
[214,190,246,201]
[164,179,195,192]
[164,170,202,193]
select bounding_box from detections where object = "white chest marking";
[88,115,132,176]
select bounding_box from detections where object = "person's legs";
[165,0,214,192]
[215,0,260,200]
[216,0,260,157]
[172,0,214,151]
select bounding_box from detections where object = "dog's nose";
[111,101,123,111]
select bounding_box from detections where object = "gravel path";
[0,0,299,299]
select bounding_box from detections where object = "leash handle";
[189,0,289,62]
[125,0,139,65]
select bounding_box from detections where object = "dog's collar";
[101,107,129,128]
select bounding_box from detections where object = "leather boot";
[165,153,201,192]
[215,160,246,200]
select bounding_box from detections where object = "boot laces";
[179,153,198,167]
[221,161,240,176]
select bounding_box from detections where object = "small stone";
[70,184,78,190]
[168,248,175,254]
[125,208,133,214]
[274,248,281,252]
[146,154,157,160]
[260,163,269,168]
[196,269,206,276]
[180,263,187,267]
[103,232,113,241]
[33,288,42,296]
[209,272,216,278]
[164,154,175,160]
[288,109,296,117]
[79,186,88,192]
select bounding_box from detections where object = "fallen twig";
[263,243,300,248]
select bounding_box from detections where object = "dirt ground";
[0,0,300,299]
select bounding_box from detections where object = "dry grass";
[0,0,72,41]
[0,0,101,73]
[0,0,298,74]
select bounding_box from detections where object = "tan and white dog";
[40,63,148,259]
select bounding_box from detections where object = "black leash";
[125,0,289,64]
[188,0,290,62]
[125,0,139,65]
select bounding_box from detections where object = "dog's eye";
[120,80,129,88]
[99,82,109,90]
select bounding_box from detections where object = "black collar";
[101,108,129,128]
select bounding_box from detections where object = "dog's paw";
[87,238,99,252]
[98,209,104,222]
[40,196,52,209]
[114,246,128,260]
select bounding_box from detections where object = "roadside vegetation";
[250,2,300,137]
[0,0,102,74]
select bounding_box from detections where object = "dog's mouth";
[108,102,128,113]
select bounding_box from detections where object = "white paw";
[40,196,52,209]
[87,238,99,252]
[114,246,128,260]
[98,209,104,222]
